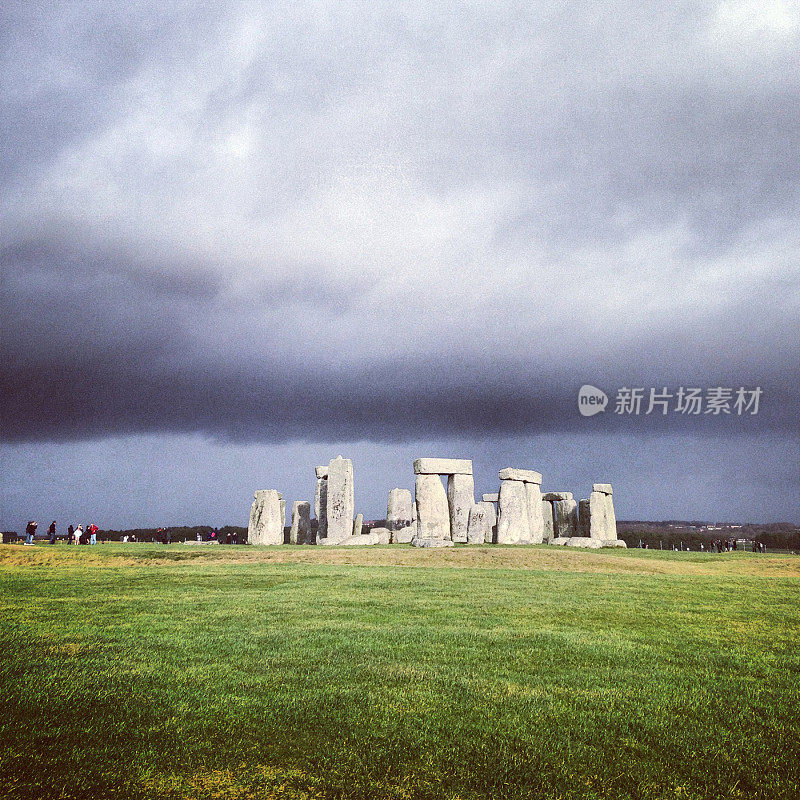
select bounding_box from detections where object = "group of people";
[24,520,100,545]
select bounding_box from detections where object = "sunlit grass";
[1,544,799,799]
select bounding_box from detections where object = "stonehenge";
[247,458,624,549]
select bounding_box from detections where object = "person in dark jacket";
[48,521,56,544]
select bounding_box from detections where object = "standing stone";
[326,456,354,544]
[497,480,531,544]
[290,501,311,545]
[247,490,284,545]
[415,473,450,540]
[353,513,363,538]
[589,491,608,539]
[578,499,591,538]
[314,468,328,542]
[387,488,415,543]
[541,499,555,543]
[526,482,544,544]
[604,492,617,540]
[553,498,579,539]
[447,473,475,543]
[467,502,494,544]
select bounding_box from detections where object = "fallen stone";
[326,456,355,544]
[247,489,284,546]
[392,526,416,544]
[553,498,579,539]
[482,493,499,502]
[413,458,473,475]
[371,527,391,545]
[415,473,451,540]
[290,501,311,545]
[498,468,543,484]
[592,483,613,495]
[335,534,376,546]
[566,536,603,549]
[447,472,475,543]
[526,482,544,544]
[551,537,570,545]
[497,479,531,544]
[411,537,455,548]
[602,539,627,548]
[542,492,573,502]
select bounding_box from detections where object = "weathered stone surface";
[392,526,415,544]
[447,472,475,543]
[542,492,573,502]
[387,488,413,531]
[415,474,450,540]
[289,501,311,545]
[247,490,284,546]
[541,499,555,543]
[578,499,591,538]
[553,498,579,539]
[353,513,363,538]
[326,456,354,544]
[413,458,473,475]
[411,537,455,548]
[335,534,375,546]
[605,492,617,540]
[551,536,570,545]
[482,493,499,502]
[498,468,543,484]
[593,483,613,495]
[466,502,493,545]
[589,491,609,540]
[314,476,328,541]
[602,539,627,548]
[483,501,498,543]
[315,466,329,479]
[497,480,531,544]
[526,482,544,544]
[566,536,603,549]
[371,527,391,545]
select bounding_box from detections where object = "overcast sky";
[2,1,799,530]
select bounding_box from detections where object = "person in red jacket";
[89,523,99,545]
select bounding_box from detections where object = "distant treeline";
[617,522,800,551]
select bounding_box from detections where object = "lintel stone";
[315,466,329,479]
[592,483,613,495]
[498,468,542,484]
[542,491,573,502]
[413,458,473,475]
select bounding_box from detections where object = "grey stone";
[497,479,531,544]
[605,492,617,540]
[353,513,363,538]
[314,475,328,541]
[447,472,475,543]
[551,537,570,545]
[466,502,493,545]
[593,483,613,495]
[392,525,415,544]
[482,493,499,502]
[326,456,354,544]
[589,491,609,540]
[498,468,543,484]
[553,498,579,539]
[315,465,329,479]
[578,499,591,538]
[387,488,413,532]
[541,499,555,543]
[542,492,573,502]
[411,537,455,548]
[526,482,544,544]
[602,539,627,548]
[413,458,473,475]
[566,536,603,549]
[247,489,284,546]
[371,527,391,545]
[289,501,311,545]
[415,473,450,540]
[335,534,375,546]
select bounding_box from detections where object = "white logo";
[578,385,608,416]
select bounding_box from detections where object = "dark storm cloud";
[1,1,799,450]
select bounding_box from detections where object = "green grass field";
[1,544,799,800]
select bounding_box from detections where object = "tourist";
[25,520,38,544]
[74,524,83,544]
[48,521,57,544]
[67,524,74,544]
[88,523,98,545]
